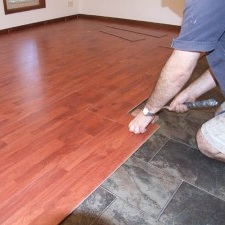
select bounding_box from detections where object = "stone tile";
[93,198,163,225]
[60,187,116,225]
[134,131,169,162]
[102,156,181,218]
[157,110,200,148]
[187,108,215,124]
[151,139,225,200]
[160,182,225,225]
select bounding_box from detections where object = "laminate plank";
[73,110,115,136]
[107,24,167,37]
[0,140,7,149]
[100,27,145,42]
[1,107,69,142]
[0,142,65,205]
[14,140,65,184]
[0,180,17,203]
[3,144,115,224]
[12,124,159,225]
[0,168,68,225]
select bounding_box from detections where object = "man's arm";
[129,50,200,134]
[168,69,217,113]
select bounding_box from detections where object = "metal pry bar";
[183,98,219,109]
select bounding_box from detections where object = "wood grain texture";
[0,17,177,225]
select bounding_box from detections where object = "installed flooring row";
[60,58,225,225]
[0,17,176,225]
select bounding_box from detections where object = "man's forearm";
[145,50,200,113]
[182,69,217,99]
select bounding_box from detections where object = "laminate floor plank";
[100,27,145,42]
[0,17,177,224]
[107,24,167,37]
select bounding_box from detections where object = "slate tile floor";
[60,58,225,225]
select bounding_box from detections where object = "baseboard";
[77,14,181,31]
[0,14,79,35]
[0,14,180,35]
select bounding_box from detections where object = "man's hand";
[167,90,195,113]
[129,111,154,134]
[167,69,217,113]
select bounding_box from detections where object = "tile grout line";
[146,142,225,204]
[89,195,118,225]
[100,186,157,220]
[146,134,225,203]
[59,185,117,224]
[156,180,183,222]
[183,180,225,202]
[147,135,170,164]
[148,132,225,202]
[168,137,198,150]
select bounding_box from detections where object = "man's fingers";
[165,105,173,111]
[177,104,188,113]
[129,123,146,134]
[167,103,188,113]
[129,123,137,133]
[129,111,154,134]
[129,124,136,133]
[140,128,147,133]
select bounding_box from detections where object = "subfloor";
[60,58,225,224]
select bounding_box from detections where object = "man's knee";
[196,113,225,162]
[196,129,215,158]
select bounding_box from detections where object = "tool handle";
[184,98,218,109]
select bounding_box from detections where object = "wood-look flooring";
[0,17,177,225]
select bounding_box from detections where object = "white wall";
[79,0,185,26]
[0,0,79,30]
[0,0,185,30]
